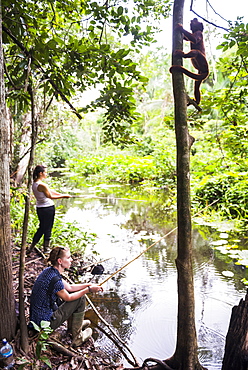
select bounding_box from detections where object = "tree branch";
[2,25,82,119]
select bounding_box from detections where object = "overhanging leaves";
[2,0,171,144]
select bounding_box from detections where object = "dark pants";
[32,205,55,244]
[50,297,85,330]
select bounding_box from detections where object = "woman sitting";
[29,246,103,347]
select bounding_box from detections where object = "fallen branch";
[25,257,42,266]
[63,274,139,367]
[48,340,78,357]
[33,246,46,259]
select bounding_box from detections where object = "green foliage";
[184,21,248,224]
[8,17,248,232]
[3,0,171,144]
[36,126,85,168]
[10,187,27,236]
[81,81,142,145]
[17,321,52,369]
[10,187,42,245]
[194,172,248,219]
[32,321,52,364]
[219,19,248,58]
[51,212,97,254]
[68,151,176,185]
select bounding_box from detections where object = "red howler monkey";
[169,18,209,105]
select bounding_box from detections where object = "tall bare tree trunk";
[124,1,207,369]
[19,85,38,352]
[123,3,207,369]
[0,0,17,340]
[166,0,206,368]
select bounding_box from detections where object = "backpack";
[48,275,63,311]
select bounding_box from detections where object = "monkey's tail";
[170,66,208,81]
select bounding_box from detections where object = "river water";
[58,181,247,369]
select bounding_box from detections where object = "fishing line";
[99,199,219,286]
[71,195,143,202]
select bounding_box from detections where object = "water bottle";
[0,339,14,369]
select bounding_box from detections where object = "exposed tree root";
[123,357,174,370]
[123,356,207,370]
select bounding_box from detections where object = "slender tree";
[166,0,204,368]
[124,0,207,369]
[18,84,38,352]
[0,0,17,340]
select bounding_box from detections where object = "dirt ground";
[11,246,124,370]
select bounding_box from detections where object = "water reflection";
[58,183,247,370]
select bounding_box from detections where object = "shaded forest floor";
[12,246,124,370]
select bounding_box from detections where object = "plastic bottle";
[0,339,14,369]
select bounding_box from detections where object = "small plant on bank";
[17,321,52,369]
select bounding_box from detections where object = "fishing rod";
[69,199,218,366]
[64,274,139,366]
[99,199,219,286]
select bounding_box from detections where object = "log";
[222,289,248,369]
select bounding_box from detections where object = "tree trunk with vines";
[18,84,38,352]
[0,0,17,340]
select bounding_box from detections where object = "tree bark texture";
[222,289,248,370]
[125,2,206,368]
[167,0,205,368]
[0,0,17,340]
[15,113,32,185]
[19,85,38,352]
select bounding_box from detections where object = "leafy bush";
[68,152,176,186]
[36,127,85,168]
[50,212,97,254]
[194,172,248,219]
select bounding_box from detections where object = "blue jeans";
[32,205,55,244]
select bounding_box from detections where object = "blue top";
[30,266,64,326]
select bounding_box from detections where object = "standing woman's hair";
[46,246,69,266]
[33,165,46,181]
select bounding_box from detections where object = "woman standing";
[29,165,71,253]
[29,246,103,347]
